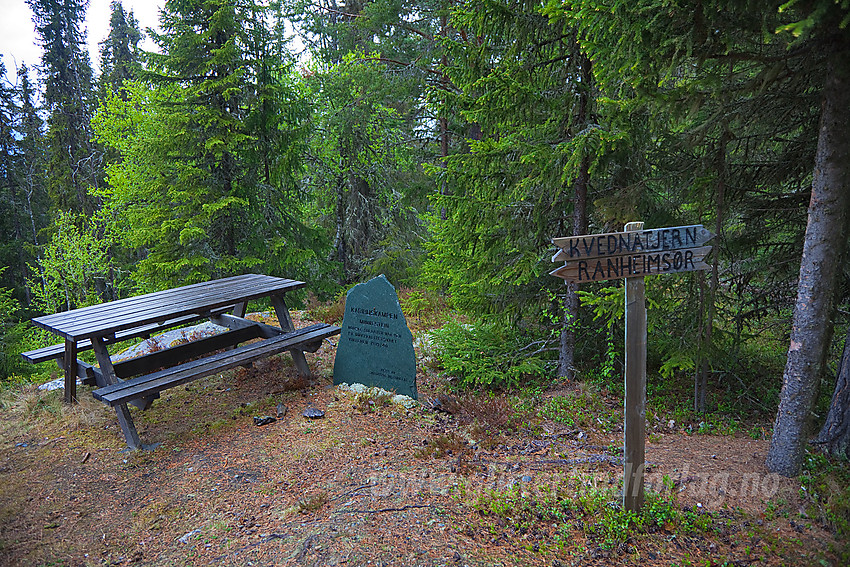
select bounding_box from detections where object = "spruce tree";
[95,0,323,290]
[0,60,20,293]
[424,0,608,344]
[98,1,142,98]
[137,0,261,283]
[290,0,440,283]
[27,0,100,216]
[0,62,48,304]
[15,64,48,254]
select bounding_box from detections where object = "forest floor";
[0,311,846,567]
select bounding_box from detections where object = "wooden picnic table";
[22,274,340,450]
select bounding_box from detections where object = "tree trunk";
[439,14,449,222]
[766,38,850,477]
[337,173,374,282]
[558,154,589,380]
[558,54,592,380]
[696,127,728,412]
[334,177,348,277]
[815,325,850,460]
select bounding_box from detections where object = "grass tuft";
[353,388,394,412]
[298,491,329,514]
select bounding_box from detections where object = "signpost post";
[550,222,713,512]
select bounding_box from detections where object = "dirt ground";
[0,313,843,566]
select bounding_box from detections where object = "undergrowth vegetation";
[541,383,620,433]
[454,473,736,558]
[429,319,549,390]
[800,452,850,549]
[352,387,394,413]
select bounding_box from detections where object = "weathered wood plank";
[271,295,311,378]
[623,221,647,513]
[32,275,252,330]
[111,325,263,378]
[36,280,295,338]
[210,313,285,339]
[21,313,211,364]
[92,336,143,450]
[64,339,77,404]
[67,287,287,334]
[552,225,714,262]
[74,360,98,386]
[549,246,712,283]
[32,275,306,341]
[93,324,340,406]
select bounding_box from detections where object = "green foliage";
[365,228,428,287]
[0,0,841,437]
[304,50,428,283]
[576,286,624,331]
[538,0,845,420]
[397,288,447,326]
[94,0,332,292]
[423,0,613,323]
[777,0,850,39]
[429,319,548,390]
[577,274,787,417]
[0,269,27,380]
[800,452,850,542]
[541,384,620,432]
[27,211,115,315]
[288,0,438,285]
[470,473,717,552]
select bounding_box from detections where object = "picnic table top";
[31,274,306,342]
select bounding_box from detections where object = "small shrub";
[0,276,28,381]
[142,337,165,353]
[398,288,448,326]
[429,319,548,390]
[366,229,429,287]
[468,472,717,553]
[460,393,517,429]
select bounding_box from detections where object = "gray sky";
[0,0,165,76]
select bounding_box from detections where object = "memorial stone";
[333,275,417,399]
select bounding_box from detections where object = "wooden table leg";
[92,337,143,450]
[270,295,311,378]
[224,302,249,354]
[64,339,78,404]
[232,301,247,318]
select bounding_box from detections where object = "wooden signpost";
[550,222,714,512]
[550,224,714,283]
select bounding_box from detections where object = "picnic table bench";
[23,274,340,450]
